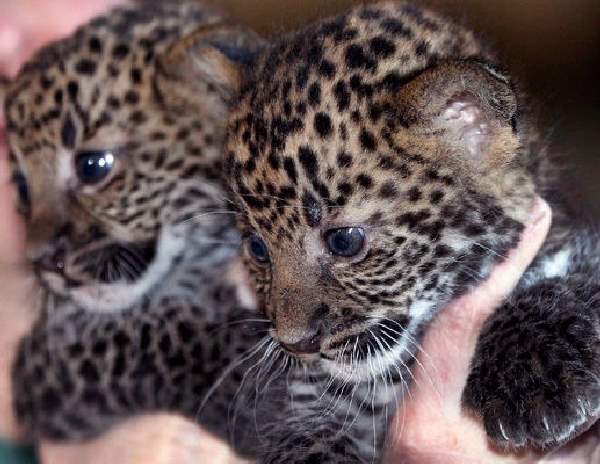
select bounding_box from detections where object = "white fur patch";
[408,299,435,319]
[323,325,413,384]
[521,247,572,289]
[67,228,185,312]
[322,300,437,383]
[541,248,571,279]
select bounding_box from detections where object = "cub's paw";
[463,286,600,450]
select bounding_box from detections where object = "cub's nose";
[280,327,323,355]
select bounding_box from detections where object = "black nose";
[281,327,322,355]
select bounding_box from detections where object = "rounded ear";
[392,60,519,165]
[155,22,265,116]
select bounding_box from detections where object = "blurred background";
[207,0,600,216]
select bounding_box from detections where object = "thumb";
[419,197,551,406]
[387,197,551,462]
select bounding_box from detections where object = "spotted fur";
[8,2,600,462]
[6,4,392,462]
[3,0,274,452]
[2,0,266,311]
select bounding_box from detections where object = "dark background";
[206,0,600,215]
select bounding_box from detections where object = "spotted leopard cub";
[2,0,267,443]
[8,2,599,463]
[226,0,600,459]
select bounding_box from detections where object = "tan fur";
[4,1,264,296]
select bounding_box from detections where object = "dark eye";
[247,234,270,263]
[12,171,30,208]
[325,227,365,257]
[75,150,115,185]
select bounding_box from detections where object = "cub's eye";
[325,227,365,257]
[75,150,115,185]
[12,171,30,208]
[247,234,270,263]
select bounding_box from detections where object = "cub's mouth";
[73,241,157,284]
[34,227,187,312]
[275,314,413,382]
[323,317,407,362]
[35,239,157,287]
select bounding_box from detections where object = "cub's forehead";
[224,2,503,242]
[233,3,483,108]
[16,0,217,75]
[228,2,485,171]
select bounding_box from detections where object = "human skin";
[0,0,127,442]
[1,2,598,463]
[386,198,600,463]
[0,0,124,77]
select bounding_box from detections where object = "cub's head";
[226,3,535,381]
[1,3,263,311]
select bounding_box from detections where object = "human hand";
[0,0,128,442]
[387,198,600,463]
[0,0,124,77]
[0,142,36,441]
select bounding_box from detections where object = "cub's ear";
[155,22,264,117]
[394,60,518,167]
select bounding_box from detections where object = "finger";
[394,446,483,464]
[411,197,551,405]
[0,131,32,441]
[387,198,551,463]
[0,0,127,76]
[40,414,248,464]
[439,197,553,334]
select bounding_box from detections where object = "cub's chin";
[321,348,414,384]
[319,327,416,384]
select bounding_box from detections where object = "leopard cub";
[226,0,600,459]
[7,1,600,463]
[3,0,268,448]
